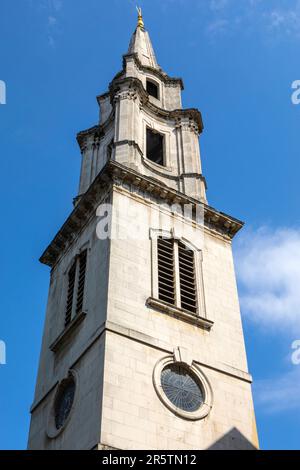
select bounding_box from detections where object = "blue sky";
[0,0,299,450]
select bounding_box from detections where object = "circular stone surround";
[153,356,213,420]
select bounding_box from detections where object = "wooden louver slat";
[157,237,175,306]
[76,250,87,315]
[178,242,197,314]
[157,238,198,315]
[65,261,76,326]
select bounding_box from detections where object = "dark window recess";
[65,261,76,327]
[146,80,159,99]
[178,242,197,314]
[76,250,87,314]
[157,238,175,306]
[147,129,164,165]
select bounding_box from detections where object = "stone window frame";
[146,127,166,167]
[146,77,160,101]
[153,353,213,420]
[142,118,172,170]
[49,243,90,353]
[147,228,213,330]
[63,242,90,327]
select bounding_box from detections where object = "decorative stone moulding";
[40,161,243,268]
[147,297,214,330]
[122,53,184,90]
[153,354,213,421]
[109,76,204,133]
[49,311,87,353]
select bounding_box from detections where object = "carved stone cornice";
[122,53,184,90]
[40,161,244,268]
[109,76,203,134]
[114,139,143,157]
[78,68,201,151]
[96,91,110,105]
[76,126,103,152]
[76,108,115,151]
[178,119,201,135]
[113,89,138,102]
[180,173,208,190]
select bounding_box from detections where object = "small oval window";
[54,377,76,430]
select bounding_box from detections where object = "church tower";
[28,11,259,450]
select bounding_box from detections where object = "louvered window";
[157,238,197,315]
[157,238,175,305]
[178,242,197,314]
[65,250,88,327]
[65,261,76,326]
[76,250,87,315]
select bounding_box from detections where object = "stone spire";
[128,8,159,69]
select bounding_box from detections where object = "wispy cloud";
[267,2,300,38]
[254,366,300,414]
[44,0,63,47]
[235,226,300,414]
[206,18,229,36]
[205,0,300,39]
[235,227,300,331]
[48,16,58,27]
[27,0,63,47]
[210,0,229,11]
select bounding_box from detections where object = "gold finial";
[136,6,144,29]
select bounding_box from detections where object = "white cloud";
[48,16,58,26]
[210,0,229,11]
[45,1,63,47]
[254,366,300,413]
[235,227,300,331]
[267,2,300,37]
[236,227,300,414]
[205,0,300,39]
[41,0,62,12]
[206,18,229,35]
[27,0,63,47]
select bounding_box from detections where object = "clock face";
[161,363,204,413]
[54,379,76,430]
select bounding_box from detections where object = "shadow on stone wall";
[207,428,257,450]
